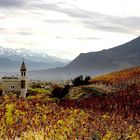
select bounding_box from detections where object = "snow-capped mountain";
[0,46,70,72]
[0,47,68,63]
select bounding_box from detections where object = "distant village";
[0,61,28,98]
[0,61,70,98]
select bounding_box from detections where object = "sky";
[0,0,140,60]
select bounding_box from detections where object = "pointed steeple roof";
[20,61,27,71]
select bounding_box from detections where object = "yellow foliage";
[1,94,140,139]
[5,104,14,125]
[102,113,110,120]
[57,120,65,126]
[20,129,46,140]
[126,132,140,140]
[42,114,47,122]
[102,131,112,140]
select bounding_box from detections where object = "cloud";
[72,37,102,40]
[0,0,26,7]
[1,0,138,35]
[30,2,140,34]
[31,3,91,18]
[117,16,140,29]
[0,27,6,31]
[0,0,139,34]
[82,15,140,34]
[44,19,69,23]
[17,32,33,36]
[55,36,101,40]
[55,36,63,39]
[30,3,59,11]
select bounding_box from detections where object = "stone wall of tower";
[20,76,27,98]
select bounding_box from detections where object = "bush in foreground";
[52,85,70,99]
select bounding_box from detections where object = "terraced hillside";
[90,67,140,91]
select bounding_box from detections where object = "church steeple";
[20,61,27,72]
[20,61,27,77]
[20,60,27,98]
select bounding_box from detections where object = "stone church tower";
[2,61,28,98]
[20,61,27,98]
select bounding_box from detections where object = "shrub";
[84,76,91,85]
[72,75,91,86]
[26,90,37,97]
[72,75,83,86]
[52,85,70,99]
[0,88,2,96]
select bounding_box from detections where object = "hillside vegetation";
[0,67,140,139]
[89,67,140,93]
[91,67,140,84]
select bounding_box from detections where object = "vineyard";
[0,67,140,139]
[90,67,140,91]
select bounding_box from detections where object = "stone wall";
[2,79,21,95]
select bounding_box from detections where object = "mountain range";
[0,47,69,72]
[29,36,140,80]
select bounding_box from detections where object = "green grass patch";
[29,88,49,94]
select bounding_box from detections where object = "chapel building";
[2,61,28,98]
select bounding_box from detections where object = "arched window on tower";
[21,72,26,76]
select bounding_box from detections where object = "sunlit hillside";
[91,67,140,84]
[89,67,140,93]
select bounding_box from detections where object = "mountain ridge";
[0,47,70,72]
[29,36,140,80]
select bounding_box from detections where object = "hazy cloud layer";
[30,2,140,34]
[0,27,6,31]
[44,19,69,23]
[17,32,33,36]
[0,0,139,34]
[72,37,102,40]
[0,0,26,7]
[81,15,140,34]
[0,0,140,59]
